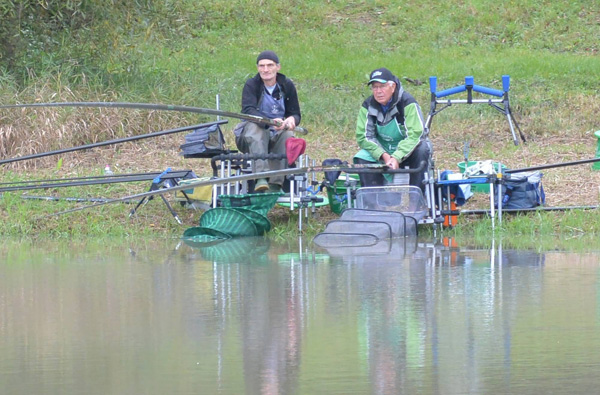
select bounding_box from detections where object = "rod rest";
[210,153,286,171]
[344,160,427,174]
[429,75,509,99]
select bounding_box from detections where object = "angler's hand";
[273,117,296,131]
[381,153,399,169]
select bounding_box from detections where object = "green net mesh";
[182,192,283,244]
[199,207,259,237]
[219,192,283,216]
[182,226,231,247]
[234,208,271,235]
[199,237,271,263]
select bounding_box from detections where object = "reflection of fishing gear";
[0,101,309,135]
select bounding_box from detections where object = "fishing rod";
[39,162,404,218]
[505,156,600,174]
[0,170,176,186]
[41,168,309,218]
[1,156,422,193]
[0,101,309,135]
[20,195,135,204]
[0,170,193,193]
[0,120,226,166]
[460,205,599,215]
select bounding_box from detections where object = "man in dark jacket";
[354,67,432,191]
[234,50,302,192]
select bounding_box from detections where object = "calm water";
[1,236,600,394]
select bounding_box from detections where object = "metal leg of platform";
[489,182,495,230]
[497,177,503,225]
[129,181,182,224]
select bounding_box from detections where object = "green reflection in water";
[1,236,599,394]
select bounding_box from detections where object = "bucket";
[457,161,506,193]
[593,131,600,171]
[326,174,360,214]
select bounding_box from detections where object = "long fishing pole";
[0,170,193,193]
[0,101,309,135]
[40,168,309,218]
[0,120,226,166]
[38,163,397,218]
[460,205,599,215]
[40,160,427,218]
[20,195,134,204]
[0,170,175,186]
[505,156,600,174]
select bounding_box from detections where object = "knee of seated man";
[411,144,432,168]
[244,122,265,135]
[280,129,294,139]
[415,140,432,156]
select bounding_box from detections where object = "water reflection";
[1,237,599,394]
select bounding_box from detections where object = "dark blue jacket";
[241,72,301,126]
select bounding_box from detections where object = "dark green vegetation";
[1,0,599,242]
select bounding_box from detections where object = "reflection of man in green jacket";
[354,68,432,191]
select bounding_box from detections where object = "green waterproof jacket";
[354,80,426,163]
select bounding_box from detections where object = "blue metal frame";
[425,75,526,146]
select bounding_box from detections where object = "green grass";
[1,0,599,243]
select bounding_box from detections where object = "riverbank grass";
[1,0,598,239]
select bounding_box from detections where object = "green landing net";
[182,192,283,245]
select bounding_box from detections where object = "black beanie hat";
[256,50,279,64]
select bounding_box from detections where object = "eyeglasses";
[370,83,391,91]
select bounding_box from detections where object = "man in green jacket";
[354,67,432,191]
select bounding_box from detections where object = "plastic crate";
[457,161,506,193]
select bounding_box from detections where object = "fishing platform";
[174,76,537,246]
